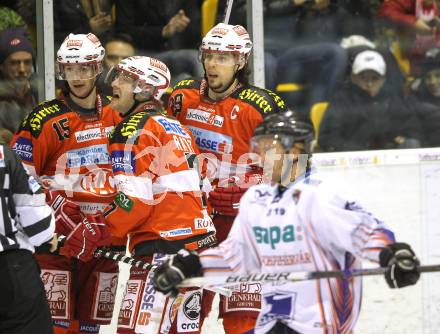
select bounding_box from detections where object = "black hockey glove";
[153,249,202,296]
[379,242,420,289]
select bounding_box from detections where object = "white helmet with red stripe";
[56,33,105,80]
[200,23,253,63]
[115,56,171,101]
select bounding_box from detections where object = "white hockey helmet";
[200,23,253,63]
[56,33,105,80]
[109,56,171,101]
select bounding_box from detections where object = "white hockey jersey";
[199,174,395,334]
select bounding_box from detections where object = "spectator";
[340,34,407,96]
[54,0,113,46]
[377,0,440,73]
[0,27,36,135]
[408,47,440,146]
[319,50,421,151]
[97,33,135,96]
[115,0,203,85]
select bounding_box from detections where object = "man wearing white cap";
[318,50,421,152]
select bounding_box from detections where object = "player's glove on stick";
[46,190,83,236]
[153,249,202,297]
[379,242,420,288]
[209,170,265,216]
[60,214,111,262]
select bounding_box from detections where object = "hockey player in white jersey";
[153,110,421,334]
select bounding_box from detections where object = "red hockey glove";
[60,214,111,262]
[209,170,266,217]
[46,190,83,236]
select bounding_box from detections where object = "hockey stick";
[223,0,234,24]
[93,248,232,297]
[94,248,154,270]
[178,264,440,288]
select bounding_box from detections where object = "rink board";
[101,148,440,334]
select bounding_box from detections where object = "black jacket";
[407,82,440,147]
[115,0,202,51]
[319,83,421,152]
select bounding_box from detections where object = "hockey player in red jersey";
[167,23,287,333]
[11,33,122,334]
[85,56,216,333]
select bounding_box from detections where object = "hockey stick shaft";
[223,0,234,24]
[94,248,155,270]
[93,249,232,297]
[178,264,440,288]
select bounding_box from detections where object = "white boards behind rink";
[313,148,440,334]
[101,148,440,334]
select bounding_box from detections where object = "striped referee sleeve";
[7,145,55,247]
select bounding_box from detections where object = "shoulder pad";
[110,111,159,144]
[23,99,69,138]
[171,78,201,92]
[233,85,287,115]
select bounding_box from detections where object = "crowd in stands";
[2,0,440,152]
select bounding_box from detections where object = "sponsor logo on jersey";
[159,228,193,238]
[66,144,110,168]
[114,192,133,212]
[187,126,233,154]
[78,323,101,333]
[93,273,118,321]
[75,126,114,143]
[135,254,168,333]
[238,88,285,113]
[41,270,71,319]
[13,137,33,162]
[183,292,201,320]
[194,217,214,229]
[120,111,148,138]
[196,233,217,249]
[186,109,224,127]
[259,292,296,326]
[118,279,142,328]
[225,283,262,312]
[177,291,202,332]
[29,103,62,132]
[111,150,136,173]
[155,116,190,138]
[261,251,312,266]
[253,225,299,249]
